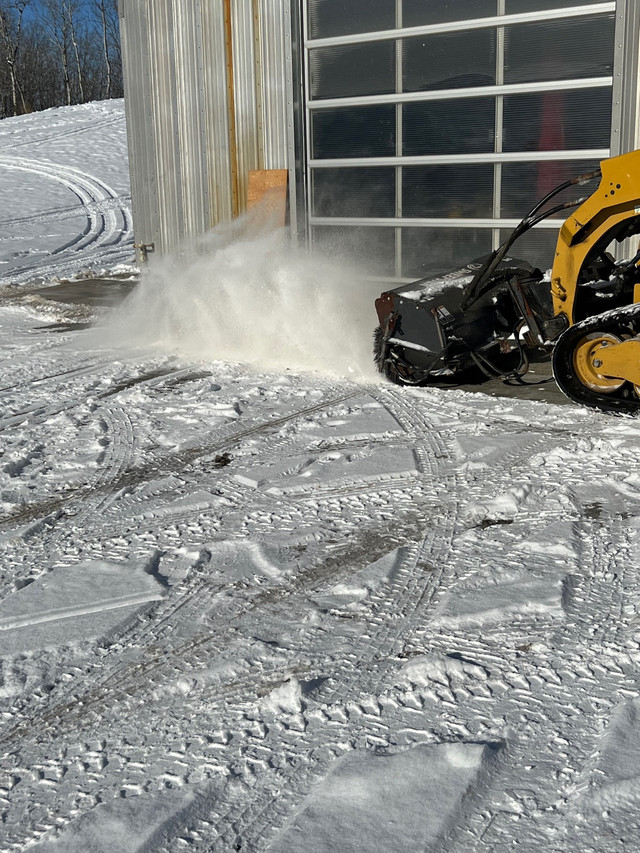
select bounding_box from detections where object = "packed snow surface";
[0,100,132,285]
[1,102,640,852]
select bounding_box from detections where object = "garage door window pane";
[402,228,492,278]
[403,30,495,92]
[403,0,497,27]
[309,0,395,39]
[501,160,601,218]
[504,16,614,85]
[500,228,559,272]
[404,99,495,156]
[310,43,395,99]
[313,226,396,276]
[313,168,396,217]
[403,165,494,218]
[313,106,395,159]
[503,89,611,152]
[507,0,605,12]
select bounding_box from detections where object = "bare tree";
[39,0,87,105]
[93,0,111,97]
[39,0,71,104]
[66,0,85,102]
[89,0,121,99]
[0,0,30,115]
[0,0,124,115]
[19,26,58,110]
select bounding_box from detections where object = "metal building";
[118,0,640,279]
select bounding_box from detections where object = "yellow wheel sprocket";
[572,332,625,393]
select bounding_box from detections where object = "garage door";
[304,0,618,279]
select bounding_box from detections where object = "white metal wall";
[118,0,294,259]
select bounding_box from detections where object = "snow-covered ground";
[0,99,132,286]
[2,102,640,852]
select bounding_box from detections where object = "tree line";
[0,0,122,118]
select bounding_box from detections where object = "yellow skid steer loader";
[374,149,640,412]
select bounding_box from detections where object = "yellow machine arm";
[550,149,640,411]
[551,148,640,324]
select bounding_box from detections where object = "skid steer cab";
[374,148,640,413]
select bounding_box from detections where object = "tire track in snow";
[378,429,640,851]
[0,391,447,736]
[0,390,360,530]
[139,393,470,851]
[0,196,132,232]
[377,394,570,847]
[4,383,628,852]
[0,490,410,746]
[0,365,232,598]
[0,389,371,731]
[0,364,213,434]
[569,512,636,646]
[0,357,112,396]
[84,404,138,510]
[0,387,467,849]
[0,154,133,282]
[0,114,123,153]
[274,389,465,712]
[273,387,604,851]
[0,155,131,248]
[0,371,154,537]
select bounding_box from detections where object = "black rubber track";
[552,303,640,413]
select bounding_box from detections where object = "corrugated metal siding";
[147,0,183,249]
[611,0,640,157]
[118,0,160,251]
[172,0,210,237]
[258,0,298,234]
[231,0,260,211]
[258,0,290,169]
[119,0,291,259]
[201,1,234,224]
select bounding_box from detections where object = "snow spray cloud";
[103,212,379,381]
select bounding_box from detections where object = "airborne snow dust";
[104,211,379,380]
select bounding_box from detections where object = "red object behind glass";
[537,91,566,197]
